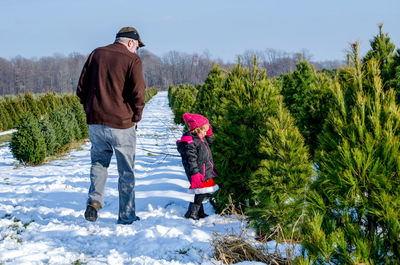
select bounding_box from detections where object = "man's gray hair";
[115,37,136,43]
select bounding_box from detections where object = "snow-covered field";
[0,92,270,265]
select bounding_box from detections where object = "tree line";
[0,48,343,95]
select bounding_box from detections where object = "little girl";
[177,113,219,220]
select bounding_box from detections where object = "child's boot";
[184,202,201,220]
[198,204,209,219]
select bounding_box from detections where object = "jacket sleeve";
[127,56,146,123]
[76,52,94,106]
[177,139,200,177]
[205,135,214,146]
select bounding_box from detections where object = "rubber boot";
[184,203,201,220]
[198,204,209,219]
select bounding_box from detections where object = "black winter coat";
[176,131,218,183]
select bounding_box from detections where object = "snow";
[0,92,285,264]
[0,129,16,136]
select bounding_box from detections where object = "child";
[177,113,219,220]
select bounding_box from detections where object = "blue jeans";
[87,124,138,224]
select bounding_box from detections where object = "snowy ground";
[0,92,275,265]
[0,130,16,137]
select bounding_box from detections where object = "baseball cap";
[116,27,145,47]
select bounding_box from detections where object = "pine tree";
[41,93,57,112]
[212,59,281,211]
[191,65,226,125]
[65,107,81,141]
[362,24,400,104]
[171,84,197,125]
[70,101,88,140]
[0,102,13,130]
[0,102,5,131]
[389,50,400,94]
[363,24,396,88]
[280,60,333,157]
[49,108,74,152]
[61,94,75,107]
[300,43,400,264]
[145,87,158,102]
[248,99,313,238]
[10,97,25,124]
[168,85,177,107]
[9,114,47,165]
[23,92,40,118]
[36,95,47,116]
[38,117,56,156]
[3,98,20,128]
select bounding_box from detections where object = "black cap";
[116,27,145,47]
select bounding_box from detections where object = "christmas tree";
[191,65,226,126]
[280,60,333,157]
[212,58,312,229]
[10,114,47,165]
[300,42,400,264]
[248,98,313,238]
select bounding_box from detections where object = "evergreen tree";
[49,108,74,152]
[212,60,281,211]
[38,117,56,156]
[10,97,25,124]
[61,94,75,107]
[145,87,158,102]
[280,60,333,157]
[3,98,19,128]
[388,49,400,102]
[299,43,400,264]
[363,24,396,88]
[16,94,25,111]
[40,93,57,112]
[168,85,177,107]
[53,94,63,109]
[23,92,40,118]
[0,102,13,130]
[70,101,88,140]
[9,114,47,165]
[65,107,81,141]
[0,102,5,131]
[171,84,197,125]
[35,95,47,116]
[363,24,400,104]
[191,65,226,125]
[248,99,313,238]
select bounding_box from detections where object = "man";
[76,26,146,224]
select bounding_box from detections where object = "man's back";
[77,42,146,129]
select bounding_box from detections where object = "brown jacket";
[76,42,146,129]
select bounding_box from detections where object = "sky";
[0,0,399,63]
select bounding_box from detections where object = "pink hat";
[182,113,209,131]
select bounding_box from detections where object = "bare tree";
[0,58,14,95]
[0,48,343,95]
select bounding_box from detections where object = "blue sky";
[1,0,399,62]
